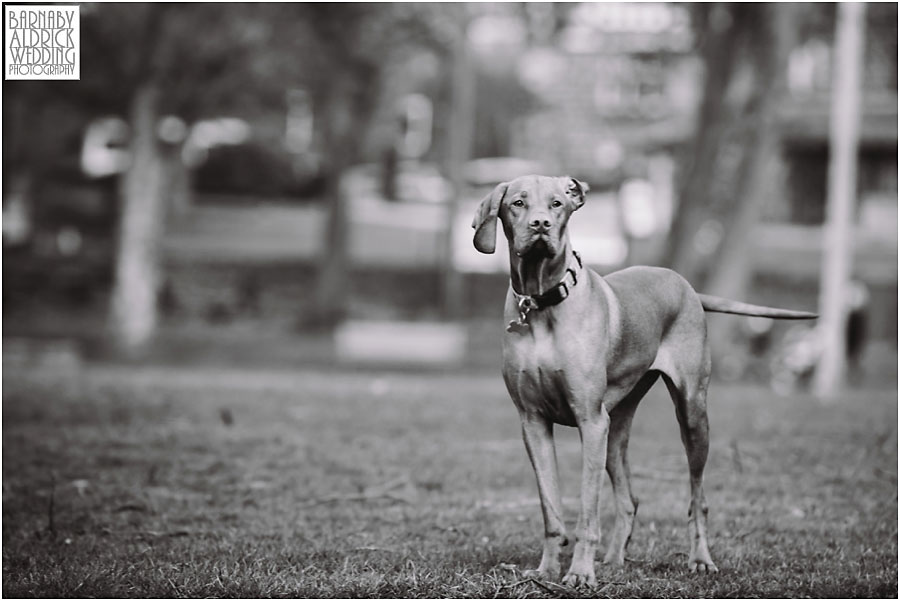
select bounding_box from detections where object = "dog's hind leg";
[661,352,718,574]
[603,371,659,566]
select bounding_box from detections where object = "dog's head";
[471,175,588,258]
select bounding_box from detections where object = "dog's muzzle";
[518,236,555,260]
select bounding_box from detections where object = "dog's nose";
[530,218,552,232]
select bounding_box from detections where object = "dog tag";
[508,296,536,333]
[506,319,530,334]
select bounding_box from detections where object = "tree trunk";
[309,70,381,329]
[312,160,351,328]
[813,2,866,397]
[442,9,475,319]
[704,4,797,354]
[110,82,167,352]
[665,4,742,285]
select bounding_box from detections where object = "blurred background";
[3,2,897,392]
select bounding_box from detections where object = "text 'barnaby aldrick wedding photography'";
[5,5,79,79]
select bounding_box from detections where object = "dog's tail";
[698,294,818,320]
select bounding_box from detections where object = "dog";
[472,175,816,587]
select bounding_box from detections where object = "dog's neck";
[509,239,574,297]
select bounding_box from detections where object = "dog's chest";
[502,327,582,425]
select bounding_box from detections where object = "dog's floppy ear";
[566,177,589,210]
[471,182,508,254]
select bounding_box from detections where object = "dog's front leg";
[520,415,568,580]
[563,406,610,588]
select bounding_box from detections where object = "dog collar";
[508,251,582,333]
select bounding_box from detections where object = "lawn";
[3,365,897,598]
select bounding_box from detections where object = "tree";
[72,4,452,348]
[702,4,798,353]
[102,6,172,351]
[286,3,454,327]
[78,4,286,351]
[664,4,798,354]
[814,3,867,397]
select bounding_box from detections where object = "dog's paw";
[523,566,559,581]
[561,569,597,588]
[687,557,719,574]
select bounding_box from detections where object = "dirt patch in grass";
[3,366,897,597]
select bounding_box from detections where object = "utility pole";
[441,6,475,319]
[814,2,866,398]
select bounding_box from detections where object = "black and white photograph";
[2,2,897,597]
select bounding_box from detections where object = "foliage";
[3,367,896,597]
[6,4,455,170]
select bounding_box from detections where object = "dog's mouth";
[517,237,555,261]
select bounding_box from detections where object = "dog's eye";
[512,199,525,208]
[551,199,563,208]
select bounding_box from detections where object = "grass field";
[3,365,897,598]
